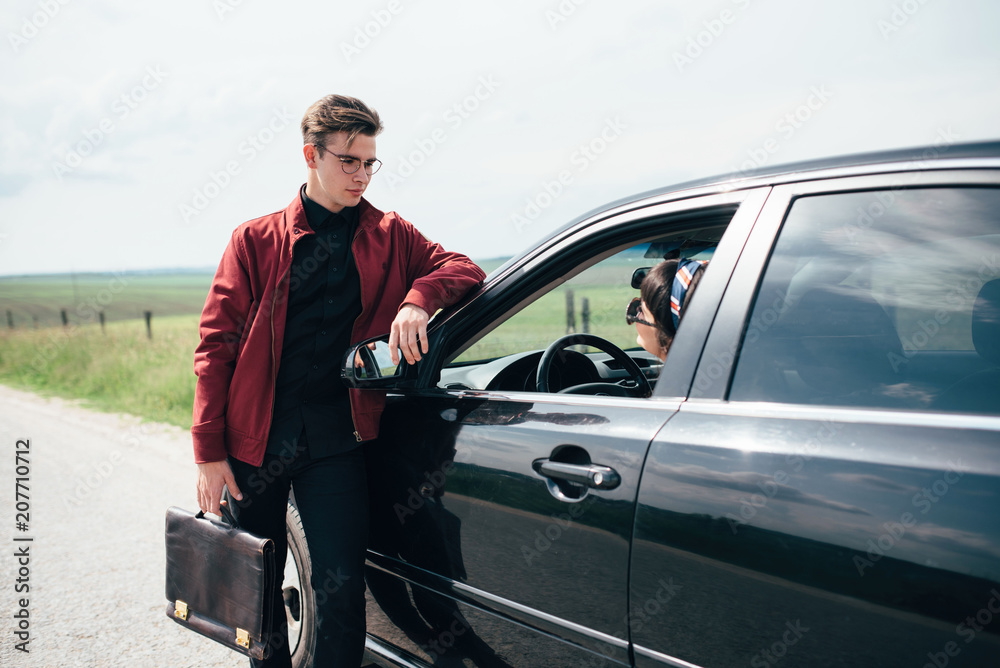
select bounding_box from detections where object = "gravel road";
[0,384,243,668]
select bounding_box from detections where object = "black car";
[280,141,1000,667]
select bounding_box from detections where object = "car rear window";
[730,187,1000,415]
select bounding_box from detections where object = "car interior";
[436,229,722,396]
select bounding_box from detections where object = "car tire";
[286,496,317,668]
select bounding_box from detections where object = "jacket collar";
[284,188,384,239]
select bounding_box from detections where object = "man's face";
[304,131,376,213]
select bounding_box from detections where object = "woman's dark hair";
[640,259,707,354]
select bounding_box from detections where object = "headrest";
[777,286,902,396]
[973,279,1000,366]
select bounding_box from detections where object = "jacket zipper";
[350,220,369,442]
[267,223,301,456]
[267,265,291,451]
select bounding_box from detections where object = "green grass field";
[0,272,216,329]
[0,262,517,428]
[0,314,202,428]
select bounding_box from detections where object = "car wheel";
[286,497,317,668]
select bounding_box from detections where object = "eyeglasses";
[626,297,656,327]
[314,145,382,175]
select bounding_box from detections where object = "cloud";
[2,0,1000,274]
[906,522,1000,563]
[827,472,914,493]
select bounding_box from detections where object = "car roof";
[489,140,1000,280]
[597,139,1000,221]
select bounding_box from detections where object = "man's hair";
[301,94,383,150]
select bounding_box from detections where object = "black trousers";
[229,442,368,668]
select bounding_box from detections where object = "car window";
[438,233,719,393]
[453,249,649,364]
[730,187,1000,415]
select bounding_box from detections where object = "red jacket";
[192,193,485,466]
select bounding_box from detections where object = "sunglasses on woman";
[626,297,656,327]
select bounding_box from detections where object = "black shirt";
[266,186,363,459]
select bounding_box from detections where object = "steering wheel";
[536,334,651,397]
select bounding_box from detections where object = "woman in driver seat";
[626,258,708,361]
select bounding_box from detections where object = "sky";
[1,0,998,277]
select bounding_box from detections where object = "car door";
[357,189,770,667]
[630,169,1000,667]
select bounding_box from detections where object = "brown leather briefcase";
[164,504,276,660]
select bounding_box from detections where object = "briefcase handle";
[196,502,239,529]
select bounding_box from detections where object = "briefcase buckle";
[174,600,188,621]
[236,628,250,649]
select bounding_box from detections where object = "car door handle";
[532,460,621,490]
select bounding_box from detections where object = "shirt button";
[328,299,333,304]
[332,268,338,272]
[320,330,327,336]
[301,398,308,404]
[332,234,337,239]
[313,364,319,370]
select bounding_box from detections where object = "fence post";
[60,309,68,327]
[6,310,12,329]
[99,311,106,333]
[565,290,575,334]
[144,311,152,339]
[581,297,590,334]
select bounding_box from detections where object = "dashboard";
[438,348,662,393]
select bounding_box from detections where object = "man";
[192,94,485,667]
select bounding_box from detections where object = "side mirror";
[341,337,413,388]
